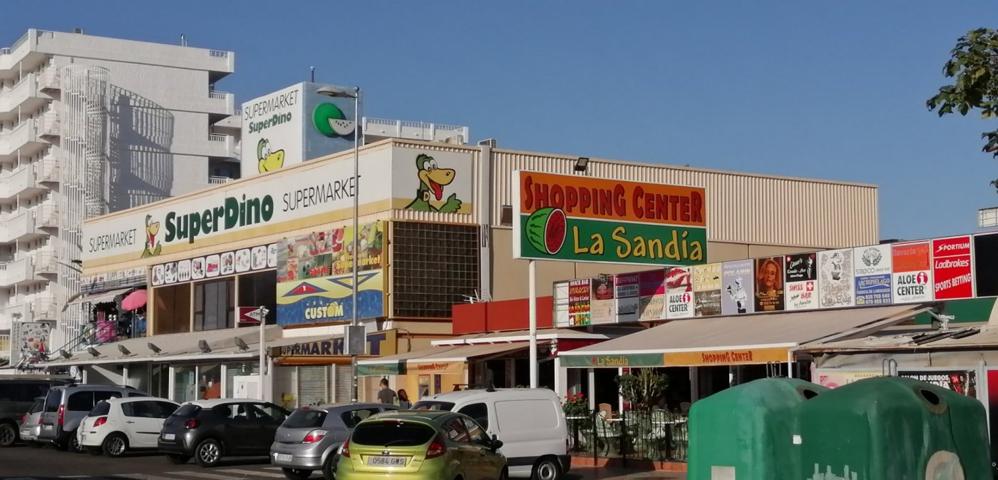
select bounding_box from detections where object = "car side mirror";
[490,434,503,451]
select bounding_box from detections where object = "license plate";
[162,433,176,441]
[275,453,293,463]
[367,456,407,466]
[42,425,53,431]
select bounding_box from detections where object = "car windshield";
[29,399,43,414]
[412,401,455,411]
[89,401,110,417]
[351,420,436,447]
[43,390,61,412]
[283,408,327,429]
[171,404,202,418]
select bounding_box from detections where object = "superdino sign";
[512,171,708,266]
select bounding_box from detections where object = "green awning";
[560,353,664,368]
[357,361,407,376]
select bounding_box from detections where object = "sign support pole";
[529,259,538,388]
[259,306,266,398]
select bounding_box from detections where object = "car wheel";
[0,422,17,447]
[67,431,84,453]
[166,454,191,464]
[532,456,561,480]
[322,453,338,480]
[282,468,312,480]
[102,433,128,457]
[195,438,223,467]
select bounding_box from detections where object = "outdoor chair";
[595,410,623,456]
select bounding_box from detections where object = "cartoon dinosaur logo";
[257,138,285,173]
[404,154,462,213]
[141,214,162,258]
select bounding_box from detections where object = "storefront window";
[224,362,260,398]
[238,272,276,326]
[173,366,196,403]
[298,366,330,406]
[155,284,191,334]
[151,364,169,399]
[198,364,222,400]
[194,278,234,331]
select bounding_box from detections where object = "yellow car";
[337,410,507,480]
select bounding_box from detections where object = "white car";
[78,397,179,457]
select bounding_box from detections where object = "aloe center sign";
[512,171,707,265]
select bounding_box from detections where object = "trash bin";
[687,378,827,480]
[797,376,990,480]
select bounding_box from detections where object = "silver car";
[270,403,396,480]
[18,397,45,445]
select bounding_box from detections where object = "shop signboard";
[818,249,855,308]
[665,266,694,319]
[721,260,754,315]
[589,275,615,325]
[276,330,396,358]
[512,171,707,266]
[853,244,892,306]
[553,281,570,327]
[83,146,473,267]
[241,82,357,178]
[692,263,721,317]
[814,369,880,389]
[975,233,998,297]
[933,236,974,300]
[638,269,667,321]
[152,243,278,286]
[662,347,788,367]
[754,256,784,312]
[568,279,592,326]
[357,362,407,376]
[276,270,385,326]
[898,369,977,397]
[614,273,640,323]
[892,242,933,304]
[784,253,818,311]
[560,353,664,368]
[81,267,147,294]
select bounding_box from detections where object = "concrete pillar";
[554,356,567,400]
[587,368,596,411]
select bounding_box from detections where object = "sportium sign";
[512,171,707,266]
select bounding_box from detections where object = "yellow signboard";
[663,347,789,367]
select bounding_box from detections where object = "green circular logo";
[313,102,353,137]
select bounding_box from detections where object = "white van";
[414,388,569,480]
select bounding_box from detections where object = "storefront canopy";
[799,321,998,354]
[431,328,610,346]
[559,304,930,368]
[62,287,133,311]
[357,342,531,376]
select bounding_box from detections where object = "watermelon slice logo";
[525,207,567,255]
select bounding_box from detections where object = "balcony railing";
[36,157,59,182]
[0,212,35,243]
[362,117,469,144]
[0,73,39,114]
[37,66,59,90]
[0,334,9,363]
[0,121,39,157]
[30,297,59,320]
[0,258,34,287]
[36,202,59,228]
[207,90,235,116]
[40,110,59,136]
[0,164,35,199]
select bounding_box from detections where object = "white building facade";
[0,29,238,365]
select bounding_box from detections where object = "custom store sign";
[512,171,707,266]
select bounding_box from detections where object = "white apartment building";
[0,29,239,365]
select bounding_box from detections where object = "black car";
[158,399,289,467]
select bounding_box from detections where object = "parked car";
[414,388,569,480]
[336,410,506,480]
[18,396,46,446]
[158,399,290,467]
[0,375,73,447]
[38,384,148,451]
[271,403,397,480]
[78,397,179,457]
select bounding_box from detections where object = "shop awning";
[62,287,133,311]
[559,304,930,368]
[357,342,531,376]
[799,321,998,354]
[431,328,610,346]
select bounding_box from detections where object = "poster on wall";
[853,244,892,306]
[638,270,667,321]
[819,249,854,308]
[665,267,694,319]
[278,231,333,282]
[692,263,722,317]
[721,260,754,315]
[589,275,615,325]
[277,270,385,326]
[330,222,385,275]
[12,321,54,366]
[933,236,974,300]
[975,234,998,297]
[785,253,818,311]
[898,369,977,397]
[614,274,640,323]
[754,256,784,312]
[892,242,933,303]
[553,281,570,328]
[568,279,592,326]
[814,369,880,389]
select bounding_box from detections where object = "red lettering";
[632,186,644,219]
[566,187,578,212]
[579,188,592,214]
[655,194,667,221]
[669,195,680,220]
[680,196,690,222]
[523,175,533,211]
[551,185,564,208]
[532,182,548,210]
[691,191,704,223]
[598,188,612,216]
[613,184,626,217]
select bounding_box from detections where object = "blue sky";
[3,1,996,240]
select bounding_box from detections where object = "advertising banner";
[614,273,640,323]
[819,249,855,308]
[152,243,278,286]
[853,244,892,306]
[11,321,54,366]
[277,232,333,283]
[784,253,818,311]
[512,171,707,266]
[898,369,977,397]
[754,256,784,312]
[568,279,592,326]
[933,236,974,300]
[989,370,998,467]
[589,275,615,325]
[892,242,933,304]
[975,234,998,297]
[276,270,384,326]
[553,281,570,327]
[665,267,694,319]
[721,260,754,315]
[692,263,722,317]
[814,369,880,389]
[638,269,667,321]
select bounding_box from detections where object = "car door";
[212,403,253,455]
[124,401,167,448]
[246,403,288,453]
[463,416,504,479]
[442,416,480,480]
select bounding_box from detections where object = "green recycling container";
[687,378,827,480]
[797,376,990,480]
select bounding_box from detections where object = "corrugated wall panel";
[492,150,877,249]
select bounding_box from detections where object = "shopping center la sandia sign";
[512,171,707,266]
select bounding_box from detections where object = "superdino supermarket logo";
[313,102,354,138]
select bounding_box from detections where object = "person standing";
[377,378,397,404]
[398,389,411,409]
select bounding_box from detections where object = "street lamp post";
[317,85,362,402]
